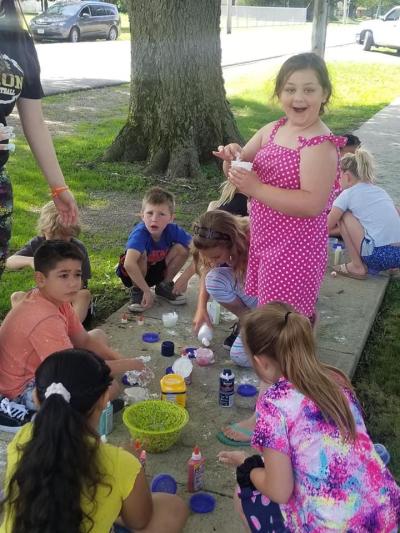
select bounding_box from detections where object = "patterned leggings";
[238,487,288,532]
[0,168,12,281]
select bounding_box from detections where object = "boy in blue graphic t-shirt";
[122,187,191,312]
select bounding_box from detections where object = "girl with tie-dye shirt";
[219,302,399,532]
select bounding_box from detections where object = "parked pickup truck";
[356,6,400,52]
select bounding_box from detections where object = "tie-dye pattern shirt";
[252,377,400,532]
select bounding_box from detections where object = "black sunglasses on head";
[193,225,231,241]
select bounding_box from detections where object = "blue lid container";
[151,473,178,494]
[142,332,160,343]
[237,384,258,397]
[189,493,216,514]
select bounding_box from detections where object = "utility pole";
[311,0,328,58]
[227,0,233,34]
[343,0,348,24]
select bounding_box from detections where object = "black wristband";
[236,454,264,490]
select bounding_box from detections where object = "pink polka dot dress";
[246,117,346,318]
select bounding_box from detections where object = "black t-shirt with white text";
[0,30,43,168]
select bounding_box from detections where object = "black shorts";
[145,260,166,287]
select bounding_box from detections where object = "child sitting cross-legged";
[0,240,145,433]
[0,348,189,533]
[119,187,191,313]
[6,201,92,323]
[328,149,400,279]
[218,302,400,532]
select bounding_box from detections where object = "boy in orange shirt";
[0,240,144,432]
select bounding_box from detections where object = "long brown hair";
[242,302,357,440]
[192,210,249,281]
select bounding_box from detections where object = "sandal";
[216,423,253,447]
[333,263,368,280]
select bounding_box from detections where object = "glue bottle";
[197,323,213,347]
[187,446,206,492]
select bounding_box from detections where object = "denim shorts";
[361,238,400,274]
[13,380,37,412]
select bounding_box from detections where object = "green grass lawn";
[2,60,400,479]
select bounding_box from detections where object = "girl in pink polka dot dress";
[215,52,346,320]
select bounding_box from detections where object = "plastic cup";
[231,159,253,171]
[162,312,178,327]
[124,386,149,404]
[195,348,215,366]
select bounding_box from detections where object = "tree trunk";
[103,0,243,180]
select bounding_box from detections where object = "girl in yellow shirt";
[0,348,188,533]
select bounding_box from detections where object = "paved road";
[37,23,369,95]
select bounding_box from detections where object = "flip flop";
[333,263,368,280]
[216,423,253,447]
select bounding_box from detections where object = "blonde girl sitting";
[208,180,249,217]
[328,150,400,279]
[6,201,92,322]
[192,210,257,367]
[219,302,400,532]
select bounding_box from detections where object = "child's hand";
[218,450,248,467]
[173,276,188,295]
[141,290,154,309]
[192,308,212,335]
[228,167,260,197]
[213,143,242,162]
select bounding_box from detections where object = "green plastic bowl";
[122,400,189,453]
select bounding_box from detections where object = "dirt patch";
[80,190,141,239]
[9,85,130,136]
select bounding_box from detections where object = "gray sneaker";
[155,281,186,305]
[127,287,145,313]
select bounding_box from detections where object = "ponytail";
[213,180,237,208]
[340,149,376,184]
[1,349,113,533]
[242,303,357,441]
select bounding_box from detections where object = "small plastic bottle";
[219,369,235,407]
[98,401,113,435]
[333,243,344,265]
[187,446,206,492]
[197,323,213,347]
[139,450,147,469]
[207,300,221,325]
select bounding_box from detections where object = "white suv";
[356,6,400,52]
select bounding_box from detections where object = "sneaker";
[0,398,33,433]
[128,287,145,313]
[155,281,186,305]
[223,322,240,350]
